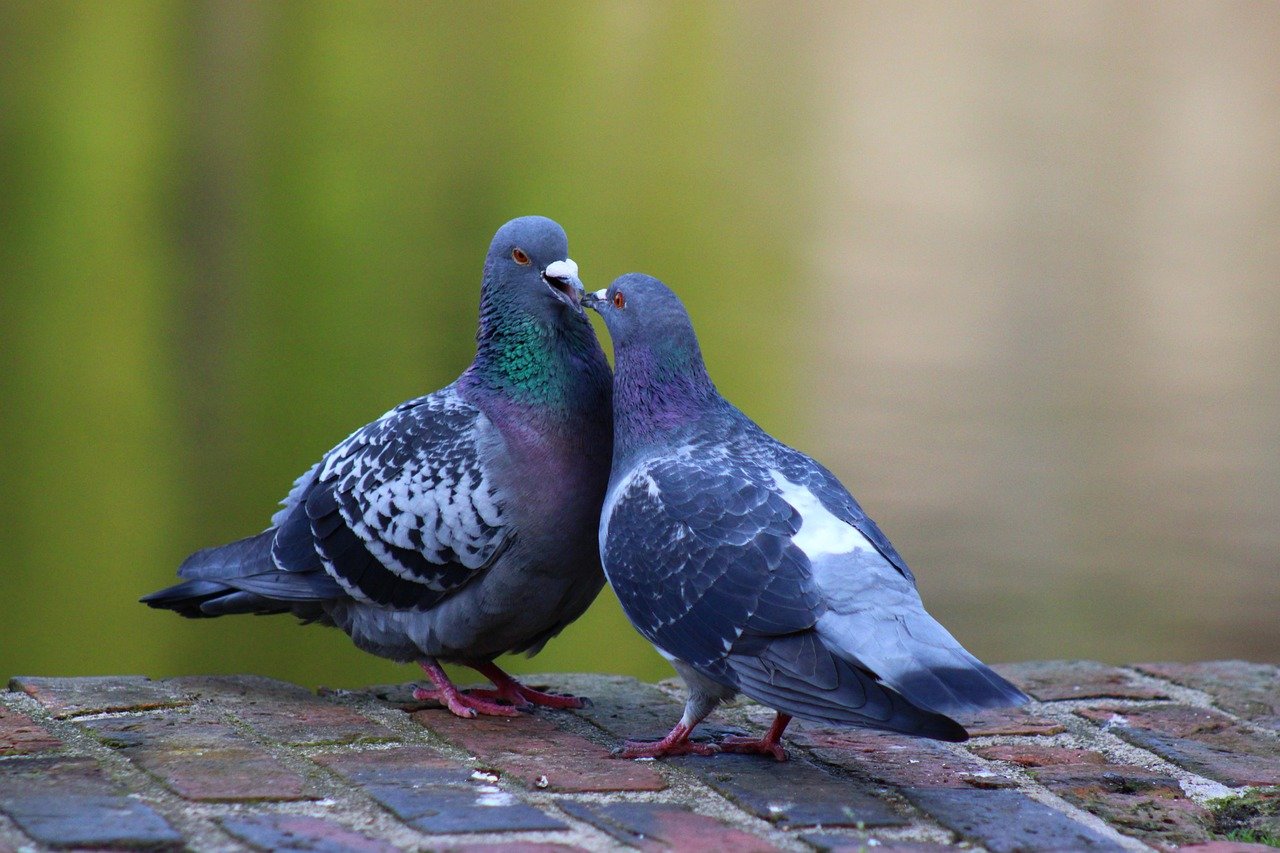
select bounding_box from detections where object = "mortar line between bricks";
[948,733,1151,853]
[0,690,251,851]
[248,697,633,851]
[305,690,787,851]
[1116,663,1280,739]
[1000,696,1253,802]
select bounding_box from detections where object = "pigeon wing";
[602,456,821,673]
[273,388,512,609]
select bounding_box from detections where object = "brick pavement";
[0,661,1277,851]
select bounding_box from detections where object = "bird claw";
[412,685,524,718]
[718,735,789,762]
[611,738,720,760]
[467,679,589,711]
[462,688,534,712]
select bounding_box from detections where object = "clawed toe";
[719,735,788,761]
[611,738,719,760]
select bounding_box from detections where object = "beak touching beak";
[543,259,585,312]
[582,288,608,313]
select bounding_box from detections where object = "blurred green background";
[2,2,1277,690]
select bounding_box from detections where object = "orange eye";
[613,291,626,309]
[511,248,530,265]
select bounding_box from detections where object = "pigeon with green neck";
[144,217,612,718]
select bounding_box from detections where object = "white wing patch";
[769,471,875,559]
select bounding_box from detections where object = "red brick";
[411,709,665,793]
[79,710,315,801]
[955,705,1068,737]
[800,834,955,852]
[1031,763,1212,847]
[313,745,473,786]
[316,746,566,834]
[560,801,780,852]
[1136,661,1280,731]
[219,815,397,852]
[0,707,61,756]
[666,752,903,829]
[448,840,586,845]
[1076,704,1280,787]
[971,743,1108,768]
[9,676,191,718]
[172,674,397,745]
[793,724,1011,789]
[994,660,1170,701]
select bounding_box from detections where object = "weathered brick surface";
[79,708,316,801]
[219,814,398,852]
[561,801,780,852]
[953,705,1067,737]
[801,833,954,851]
[1031,762,1213,847]
[996,660,1171,701]
[9,675,191,717]
[1137,661,1280,731]
[1077,704,1280,786]
[793,724,1010,789]
[972,743,1109,767]
[902,787,1122,851]
[172,674,398,745]
[0,757,182,849]
[4,663,1279,850]
[412,706,666,792]
[1177,843,1280,852]
[316,745,566,834]
[668,751,904,828]
[0,707,61,756]
[448,840,586,845]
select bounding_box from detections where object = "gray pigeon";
[143,216,613,718]
[585,273,1026,759]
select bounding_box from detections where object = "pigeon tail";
[727,632,969,742]
[141,529,341,619]
[815,605,1028,717]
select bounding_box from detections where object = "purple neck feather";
[612,342,723,454]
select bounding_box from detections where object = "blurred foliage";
[2,3,1277,688]
[0,2,814,687]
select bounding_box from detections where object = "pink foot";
[414,659,523,719]
[718,712,792,761]
[719,735,788,761]
[613,738,719,759]
[467,662,589,710]
[611,721,717,759]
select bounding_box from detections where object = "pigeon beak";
[582,288,608,314]
[543,259,585,312]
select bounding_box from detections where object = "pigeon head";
[584,273,701,356]
[586,273,721,442]
[469,217,610,410]
[482,216,586,321]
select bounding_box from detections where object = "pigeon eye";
[613,291,626,309]
[511,248,530,266]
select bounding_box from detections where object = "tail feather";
[176,529,276,580]
[727,632,969,741]
[143,528,342,620]
[816,606,1028,717]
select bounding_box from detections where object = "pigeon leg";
[412,659,523,718]
[462,661,588,710]
[719,712,792,761]
[612,721,719,759]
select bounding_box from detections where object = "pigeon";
[585,273,1027,759]
[143,216,613,718]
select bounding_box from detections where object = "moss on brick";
[1209,787,1280,847]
